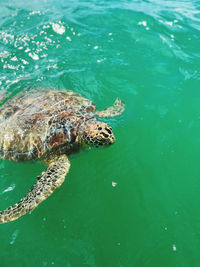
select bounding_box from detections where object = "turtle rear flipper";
[0,154,70,224]
[97,98,125,118]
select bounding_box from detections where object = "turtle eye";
[98,127,102,131]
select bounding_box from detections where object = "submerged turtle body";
[0,89,97,161]
[0,88,125,223]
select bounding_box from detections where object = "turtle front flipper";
[96,98,125,118]
[0,154,70,224]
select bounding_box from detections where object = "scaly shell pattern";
[0,88,96,161]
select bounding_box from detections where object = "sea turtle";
[0,88,125,223]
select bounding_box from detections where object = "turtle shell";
[0,88,96,161]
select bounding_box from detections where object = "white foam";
[28,52,39,60]
[52,23,65,35]
[138,21,147,27]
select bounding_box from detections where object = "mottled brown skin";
[0,88,125,223]
[0,89,94,161]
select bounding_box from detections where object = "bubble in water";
[112,182,117,187]
[10,229,19,245]
[3,184,15,194]
[172,244,177,251]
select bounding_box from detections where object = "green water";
[0,0,200,266]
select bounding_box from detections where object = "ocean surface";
[0,0,200,266]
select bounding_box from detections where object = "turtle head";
[80,121,115,147]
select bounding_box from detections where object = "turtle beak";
[107,133,115,145]
[111,135,116,144]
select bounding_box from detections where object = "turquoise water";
[0,0,200,266]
